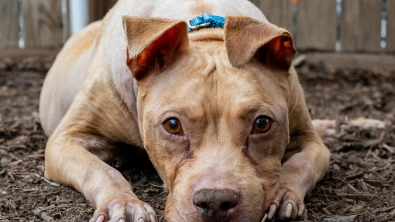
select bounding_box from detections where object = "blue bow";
[188,13,226,32]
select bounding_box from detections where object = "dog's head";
[123,15,295,222]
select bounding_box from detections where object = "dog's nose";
[193,189,240,221]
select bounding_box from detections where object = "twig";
[341,198,354,203]
[342,204,353,214]
[261,213,268,222]
[28,154,45,159]
[35,174,60,187]
[346,172,364,180]
[364,131,385,148]
[347,183,360,193]
[326,202,340,210]
[24,188,39,192]
[368,165,390,172]
[366,170,385,181]
[8,159,22,166]
[337,193,375,199]
[364,180,385,188]
[377,206,395,213]
[34,207,54,222]
[322,207,332,216]
[324,215,357,222]
[357,179,368,192]
[382,143,395,154]
[322,185,329,201]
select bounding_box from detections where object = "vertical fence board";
[387,0,395,52]
[340,0,382,52]
[65,0,71,42]
[23,0,63,48]
[0,0,19,48]
[89,0,118,23]
[296,0,337,51]
[255,0,293,31]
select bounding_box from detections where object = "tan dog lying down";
[39,0,331,221]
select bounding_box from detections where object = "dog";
[39,0,331,221]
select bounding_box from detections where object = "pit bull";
[39,0,331,221]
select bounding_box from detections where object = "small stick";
[322,207,332,216]
[342,197,354,203]
[347,183,360,193]
[34,207,54,222]
[337,193,375,199]
[357,179,368,191]
[35,174,60,187]
[345,172,364,180]
[261,213,268,222]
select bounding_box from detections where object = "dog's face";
[123,16,295,222]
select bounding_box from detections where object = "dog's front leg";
[267,130,331,220]
[45,136,157,222]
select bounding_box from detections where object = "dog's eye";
[164,118,182,135]
[253,116,271,134]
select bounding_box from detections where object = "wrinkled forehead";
[142,41,288,122]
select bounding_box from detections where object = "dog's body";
[40,0,331,221]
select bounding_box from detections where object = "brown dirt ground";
[0,57,394,222]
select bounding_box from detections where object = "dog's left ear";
[123,16,189,80]
[225,16,296,71]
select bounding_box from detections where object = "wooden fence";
[0,0,394,54]
[0,0,117,50]
[254,0,394,53]
[0,0,65,49]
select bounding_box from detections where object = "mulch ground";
[0,57,394,222]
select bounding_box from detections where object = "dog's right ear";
[123,16,189,80]
[225,16,296,72]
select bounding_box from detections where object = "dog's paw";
[267,186,305,221]
[89,198,157,222]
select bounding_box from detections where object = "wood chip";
[343,159,368,168]
[323,207,332,216]
[8,159,22,166]
[377,206,395,213]
[382,143,395,154]
[364,180,385,188]
[324,215,357,222]
[326,202,340,210]
[364,131,385,148]
[357,179,368,192]
[346,172,365,180]
[341,204,353,214]
[347,183,360,193]
[342,198,354,203]
[337,193,375,199]
[55,199,72,205]
[28,154,45,159]
[24,188,39,192]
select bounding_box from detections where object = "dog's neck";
[188,28,224,41]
